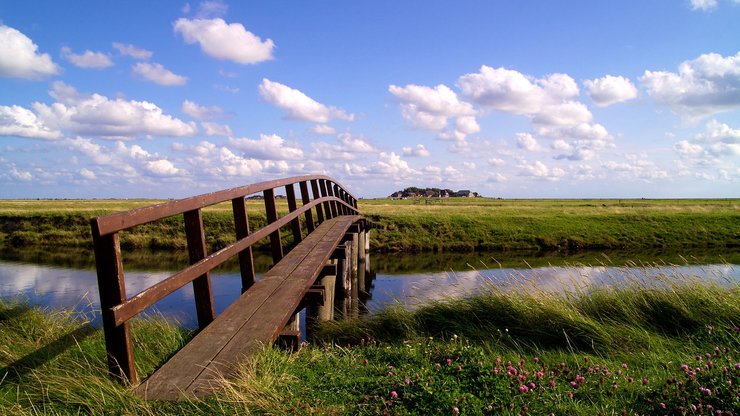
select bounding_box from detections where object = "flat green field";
[0,198,738,252]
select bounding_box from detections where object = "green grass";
[1,267,738,415]
[1,198,739,253]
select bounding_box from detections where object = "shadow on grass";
[0,323,96,383]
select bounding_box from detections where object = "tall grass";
[1,264,738,414]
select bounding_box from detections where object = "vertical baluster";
[285,183,302,244]
[319,179,333,219]
[184,209,215,329]
[92,224,137,384]
[232,196,255,293]
[311,179,325,224]
[264,188,284,263]
[325,181,338,218]
[299,180,315,232]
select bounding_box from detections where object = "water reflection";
[0,246,737,329]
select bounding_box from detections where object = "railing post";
[325,181,338,218]
[263,188,284,263]
[336,185,347,215]
[310,179,325,224]
[184,209,215,329]
[319,179,333,219]
[91,225,137,384]
[285,183,303,245]
[299,180,315,233]
[232,197,256,293]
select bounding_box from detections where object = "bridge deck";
[134,215,364,400]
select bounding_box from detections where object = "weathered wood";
[299,180,315,232]
[310,179,325,224]
[263,188,284,263]
[135,216,362,400]
[285,183,302,244]
[94,174,359,236]
[232,197,255,293]
[91,227,137,384]
[184,209,215,329]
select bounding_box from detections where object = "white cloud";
[196,0,228,18]
[518,160,565,181]
[584,75,638,107]
[488,157,505,166]
[133,62,187,86]
[516,133,543,152]
[218,147,263,176]
[0,105,61,140]
[488,172,507,183]
[675,140,706,157]
[259,79,353,123]
[677,120,740,160]
[603,154,669,181]
[641,51,740,118]
[0,24,59,79]
[389,83,478,140]
[9,165,32,181]
[695,119,740,143]
[79,168,96,180]
[112,42,153,59]
[457,65,579,115]
[182,100,223,120]
[690,0,718,10]
[144,159,182,176]
[61,47,113,69]
[337,132,375,153]
[174,18,274,64]
[312,124,336,135]
[402,144,431,157]
[531,101,592,127]
[229,134,304,160]
[202,122,232,137]
[33,82,198,139]
[344,152,419,180]
[311,133,374,161]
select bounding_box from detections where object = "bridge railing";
[90,175,359,384]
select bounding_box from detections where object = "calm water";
[0,248,737,328]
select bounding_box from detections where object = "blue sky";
[1,1,739,199]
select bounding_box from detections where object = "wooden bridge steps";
[134,215,363,400]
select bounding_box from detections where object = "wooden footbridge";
[90,175,372,400]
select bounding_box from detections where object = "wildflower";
[627,377,634,383]
[363,359,368,365]
[642,378,649,386]
[446,358,452,366]
[387,371,394,377]
[622,363,628,369]
[452,407,459,414]
[707,325,715,331]
[519,385,529,393]
[534,357,540,363]
[680,364,689,372]
[457,365,462,372]
[529,382,536,389]
[659,403,666,409]
[390,391,398,399]
[536,371,544,379]
[567,392,574,399]
[548,380,556,388]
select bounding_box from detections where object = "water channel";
[1,246,738,329]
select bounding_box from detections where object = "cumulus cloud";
[0,24,59,79]
[516,133,544,152]
[144,159,182,176]
[312,124,336,135]
[259,79,354,123]
[311,132,375,160]
[584,75,638,107]
[345,152,419,179]
[9,165,33,181]
[112,42,153,59]
[518,160,566,181]
[32,82,198,139]
[182,100,224,121]
[202,122,232,137]
[133,62,187,86]
[603,154,669,181]
[61,47,113,69]
[641,51,740,118]
[389,83,478,140]
[458,66,579,115]
[690,0,718,10]
[0,105,61,140]
[677,120,740,160]
[229,134,304,160]
[174,18,274,64]
[196,0,229,18]
[402,144,431,157]
[79,168,96,180]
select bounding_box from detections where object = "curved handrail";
[90,175,362,384]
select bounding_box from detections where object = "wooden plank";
[184,209,215,329]
[93,175,359,236]
[91,227,137,384]
[311,179,324,223]
[299,180,315,233]
[231,197,255,293]
[136,217,360,400]
[285,184,302,244]
[263,188,283,263]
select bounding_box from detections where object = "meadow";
[0,198,738,253]
[1,269,738,415]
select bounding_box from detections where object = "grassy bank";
[1,270,738,415]
[1,198,738,253]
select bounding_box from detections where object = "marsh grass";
[1,264,738,415]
